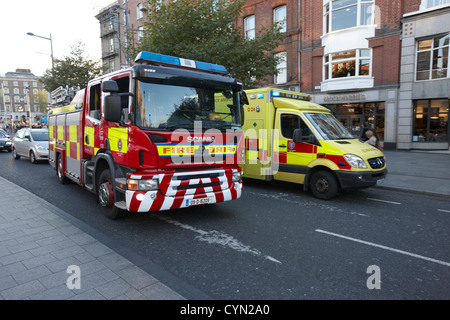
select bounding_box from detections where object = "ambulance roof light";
[271,90,311,101]
[134,51,228,75]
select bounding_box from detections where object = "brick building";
[0,69,47,127]
[96,0,148,73]
[240,0,449,150]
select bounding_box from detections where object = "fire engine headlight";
[128,178,159,191]
[232,169,242,183]
[343,154,368,169]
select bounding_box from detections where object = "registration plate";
[376,178,384,185]
[186,197,212,206]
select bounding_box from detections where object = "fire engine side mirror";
[104,95,122,123]
[102,80,119,93]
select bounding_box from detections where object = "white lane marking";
[316,229,450,267]
[158,216,281,264]
[367,198,401,205]
[248,191,369,217]
[438,209,450,213]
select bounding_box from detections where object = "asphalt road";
[1,149,449,300]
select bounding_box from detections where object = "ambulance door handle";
[279,144,286,148]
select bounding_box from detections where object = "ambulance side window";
[281,114,301,139]
[89,84,101,120]
[280,114,312,140]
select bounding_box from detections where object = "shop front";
[313,88,398,150]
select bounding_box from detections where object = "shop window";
[324,49,371,80]
[324,0,374,34]
[413,99,449,142]
[426,0,450,8]
[416,33,449,81]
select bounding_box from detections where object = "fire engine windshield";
[304,112,353,140]
[135,82,242,131]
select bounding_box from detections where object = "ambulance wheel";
[98,169,124,220]
[57,154,69,184]
[310,171,338,200]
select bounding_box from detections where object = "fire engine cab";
[48,52,247,219]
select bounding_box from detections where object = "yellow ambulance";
[241,88,387,199]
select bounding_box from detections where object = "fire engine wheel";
[310,171,338,200]
[57,155,69,184]
[98,169,124,220]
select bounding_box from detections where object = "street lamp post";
[27,32,54,70]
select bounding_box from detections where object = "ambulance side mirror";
[292,129,303,143]
[104,95,121,123]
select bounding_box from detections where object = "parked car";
[12,128,49,163]
[0,131,12,152]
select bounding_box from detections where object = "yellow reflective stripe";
[109,128,128,153]
[84,127,94,147]
[157,145,237,157]
[50,104,83,115]
[66,141,70,158]
[77,144,80,160]
[69,125,77,142]
[48,126,54,139]
[57,126,64,141]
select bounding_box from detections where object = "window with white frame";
[110,39,115,52]
[274,5,287,33]
[244,15,255,40]
[275,52,287,84]
[137,3,144,19]
[138,26,144,42]
[324,0,374,33]
[324,49,371,80]
[426,0,450,8]
[416,33,449,81]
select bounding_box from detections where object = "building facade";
[240,0,450,150]
[0,69,47,126]
[96,0,148,73]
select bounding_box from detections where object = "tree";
[128,0,286,89]
[38,42,105,92]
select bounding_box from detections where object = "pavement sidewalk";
[0,176,185,300]
[0,149,449,300]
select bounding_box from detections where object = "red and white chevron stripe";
[125,169,242,212]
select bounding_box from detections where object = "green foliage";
[128,0,286,89]
[38,42,105,92]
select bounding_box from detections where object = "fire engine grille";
[167,170,226,195]
[367,157,385,169]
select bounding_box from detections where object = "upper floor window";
[416,33,449,81]
[426,0,450,8]
[275,52,287,84]
[274,5,287,33]
[244,15,255,40]
[324,49,371,80]
[324,0,374,33]
[137,3,144,19]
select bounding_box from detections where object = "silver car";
[12,128,49,164]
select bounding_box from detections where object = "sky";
[0,0,115,77]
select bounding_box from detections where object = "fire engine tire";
[12,148,20,159]
[310,171,338,200]
[57,154,69,184]
[98,169,125,220]
[30,151,37,164]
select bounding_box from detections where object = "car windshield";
[135,82,242,132]
[304,113,353,140]
[31,131,48,141]
[0,132,6,138]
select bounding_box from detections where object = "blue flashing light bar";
[271,90,311,101]
[135,51,228,75]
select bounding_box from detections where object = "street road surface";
[1,149,449,299]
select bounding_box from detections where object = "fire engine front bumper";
[125,182,242,212]
[335,169,387,190]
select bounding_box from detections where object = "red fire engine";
[48,51,247,219]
